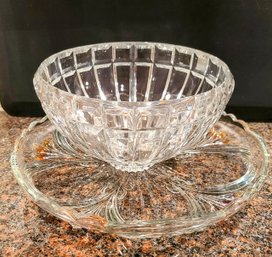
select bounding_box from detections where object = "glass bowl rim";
[33,41,235,107]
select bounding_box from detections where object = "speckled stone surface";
[0,111,271,257]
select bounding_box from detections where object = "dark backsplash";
[0,0,271,120]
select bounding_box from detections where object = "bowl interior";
[38,42,228,102]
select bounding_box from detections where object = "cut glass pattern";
[34,42,234,172]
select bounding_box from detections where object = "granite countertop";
[0,111,271,256]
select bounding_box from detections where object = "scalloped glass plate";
[11,113,269,238]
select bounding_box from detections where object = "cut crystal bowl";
[34,42,234,172]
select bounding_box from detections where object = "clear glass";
[11,113,269,238]
[11,43,269,238]
[33,42,234,172]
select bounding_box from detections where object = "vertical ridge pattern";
[36,42,234,172]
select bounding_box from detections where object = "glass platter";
[11,113,269,238]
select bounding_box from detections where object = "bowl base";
[11,114,269,238]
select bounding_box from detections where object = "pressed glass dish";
[11,113,269,238]
[11,42,269,238]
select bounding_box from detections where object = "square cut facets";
[136,48,152,62]
[206,59,220,79]
[191,54,210,75]
[75,100,102,125]
[154,47,173,65]
[174,50,191,68]
[136,107,169,129]
[101,106,170,130]
[47,59,61,81]
[76,50,92,68]
[115,48,131,61]
[94,47,113,64]
[49,45,228,104]
[103,106,134,129]
[37,42,233,172]
[60,54,75,73]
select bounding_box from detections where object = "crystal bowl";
[33,42,234,172]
